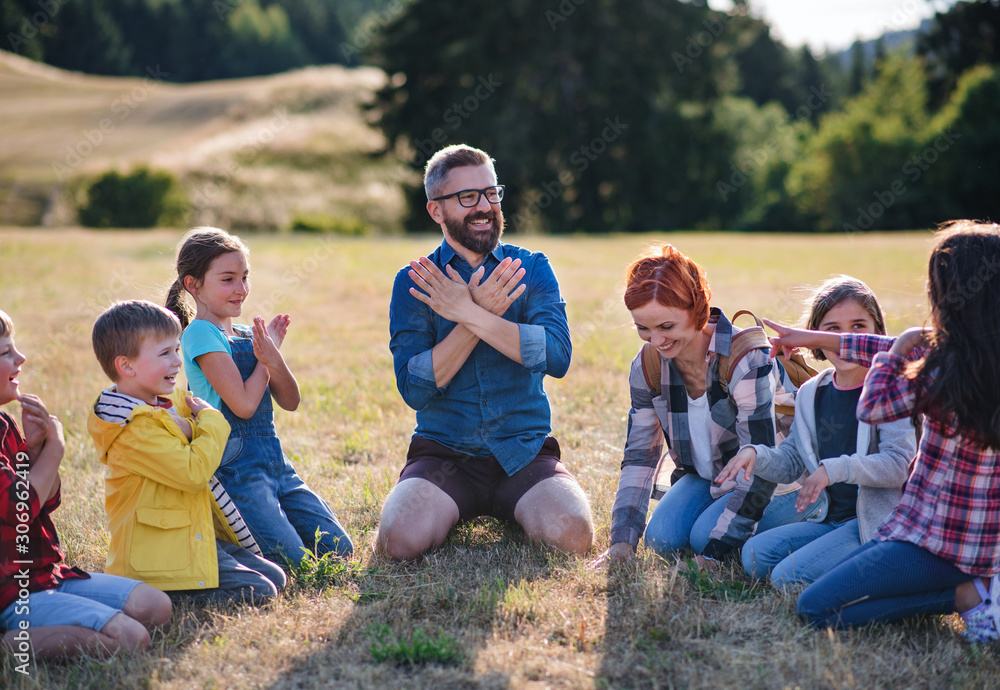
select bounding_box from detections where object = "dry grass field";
[2,227,999,689]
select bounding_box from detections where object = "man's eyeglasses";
[431,185,505,208]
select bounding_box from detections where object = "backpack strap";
[718,310,771,397]
[640,341,662,396]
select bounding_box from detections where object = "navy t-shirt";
[814,382,863,523]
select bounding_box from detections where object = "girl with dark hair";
[767,221,1000,641]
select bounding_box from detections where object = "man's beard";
[443,207,504,256]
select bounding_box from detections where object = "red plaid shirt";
[0,411,87,612]
[844,334,1000,576]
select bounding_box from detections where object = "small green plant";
[366,624,462,667]
[289,532,363,589]
[78,167,186,228]
[290,212,368,235]
[677,559,764,602]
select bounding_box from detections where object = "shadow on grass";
[0,599,227,690]
[266,517,561,688]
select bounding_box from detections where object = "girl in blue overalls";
[165,227,353,567]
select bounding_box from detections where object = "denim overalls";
[213,326,353,565]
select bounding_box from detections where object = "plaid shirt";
[610,308,796,559]
[0,411,86,613]
[844,333,1000,576]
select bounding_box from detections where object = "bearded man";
[377,144,595,561]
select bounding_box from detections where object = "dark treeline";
[1,0,349,81]
[366,0,1000,233]
[3,0,999,232]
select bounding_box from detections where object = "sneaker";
[961,576,1000,643]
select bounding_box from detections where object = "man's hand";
[716,446,757,485]
[19,394,51,461]
[796,465,830,513]
[408,257,477,323]
[469,257,526,316]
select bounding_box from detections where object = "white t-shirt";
[687,392,714,480]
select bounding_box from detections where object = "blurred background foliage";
[1,0,998,232]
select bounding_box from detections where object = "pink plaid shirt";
[844,334,1000,576]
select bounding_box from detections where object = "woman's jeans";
[797,539,974,628]
[742,518,864,586]
[643,472,822,557]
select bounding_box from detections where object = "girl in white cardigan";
[717,276,916,587]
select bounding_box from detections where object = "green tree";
[367,0,746,233]
[786,52,930,231]
[919,0,1000,108]
[922,65,1000,223]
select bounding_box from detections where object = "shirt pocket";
[130,507,193,573]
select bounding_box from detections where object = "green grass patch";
[365,624,462,667]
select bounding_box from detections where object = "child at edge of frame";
[0,307,171,661]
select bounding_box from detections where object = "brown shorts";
[398,436,575,523]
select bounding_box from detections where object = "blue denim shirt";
[389,239,572,476]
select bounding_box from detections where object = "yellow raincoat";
[88,388,238,591]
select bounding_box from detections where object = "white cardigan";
[748,368,916,542]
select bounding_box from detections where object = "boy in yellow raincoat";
[87,300,284,604]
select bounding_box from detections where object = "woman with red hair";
[602,244,819,567]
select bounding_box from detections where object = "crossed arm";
[406,256,527,388]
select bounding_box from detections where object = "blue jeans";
[217,435,354,566]
[742,518,863,586]
[167,540,287,605]
[0,573,140,633]
[798,539,975,628]
[643,473,822,557]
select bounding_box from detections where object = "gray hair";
[423,144,496,199]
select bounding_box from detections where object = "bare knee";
[101,612,152,653]
[124,584,172,628]
[376,522,435,561]
[376,479,458,561]
[515,478,595,555]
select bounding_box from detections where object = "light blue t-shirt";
[181,320,233,410]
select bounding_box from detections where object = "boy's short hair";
[0,309,13,338]
[93,300,182,381]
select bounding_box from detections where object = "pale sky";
[709,0,958,53]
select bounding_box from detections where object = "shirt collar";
[437,238,505,270]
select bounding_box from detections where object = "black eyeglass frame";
[430,185,505,207]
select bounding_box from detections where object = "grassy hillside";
[0,50,410,231]
[4,228,998,689]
